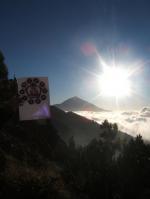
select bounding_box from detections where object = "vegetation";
[1,52,150,198]
[65,133,150,199]
[0,51,8,80]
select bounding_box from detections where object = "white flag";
[17,77,50,120]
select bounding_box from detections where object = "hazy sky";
[1,0,150,109]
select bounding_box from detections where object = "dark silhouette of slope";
[0,118,68,163]
[0,75,70,197]
[1,51,150,199]
[0,114,70,198]
[51,106,131,146]
[0,78,133,199]
[51,105,101,145]
[55,96,107,112]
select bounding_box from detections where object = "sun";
[99,66,131,98]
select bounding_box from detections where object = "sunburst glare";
[99,66,131,97]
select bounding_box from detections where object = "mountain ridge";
[55,96,107,112]
[51,105,131,146]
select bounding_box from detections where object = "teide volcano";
[55,96,106,112]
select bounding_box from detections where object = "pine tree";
[0,51,8,80]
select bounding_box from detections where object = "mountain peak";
[64,96,87,103]
[68,96,82,101]
[55,96,106,112]
[71,96,79,99]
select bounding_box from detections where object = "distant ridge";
[55,96,106,112]
[51,105,131,146]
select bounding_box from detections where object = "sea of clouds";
[75,107,150,140]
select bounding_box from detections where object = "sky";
[1,0,150,109]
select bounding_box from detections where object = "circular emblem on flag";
[19,78,47,105]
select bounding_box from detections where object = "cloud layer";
[75,108,150,140]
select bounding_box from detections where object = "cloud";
[75,108,150,141]
[122,111,138,116]
[136,117,147,122]
[140,107,150,117]
[125,118,135,123]
[141,107,150,113]
[125,116,147,123]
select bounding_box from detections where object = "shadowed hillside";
[1,52,150,198]
[0,71,70,198]
[0,104,70,198]
[0,78,150,199]
[51,106,131,146]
